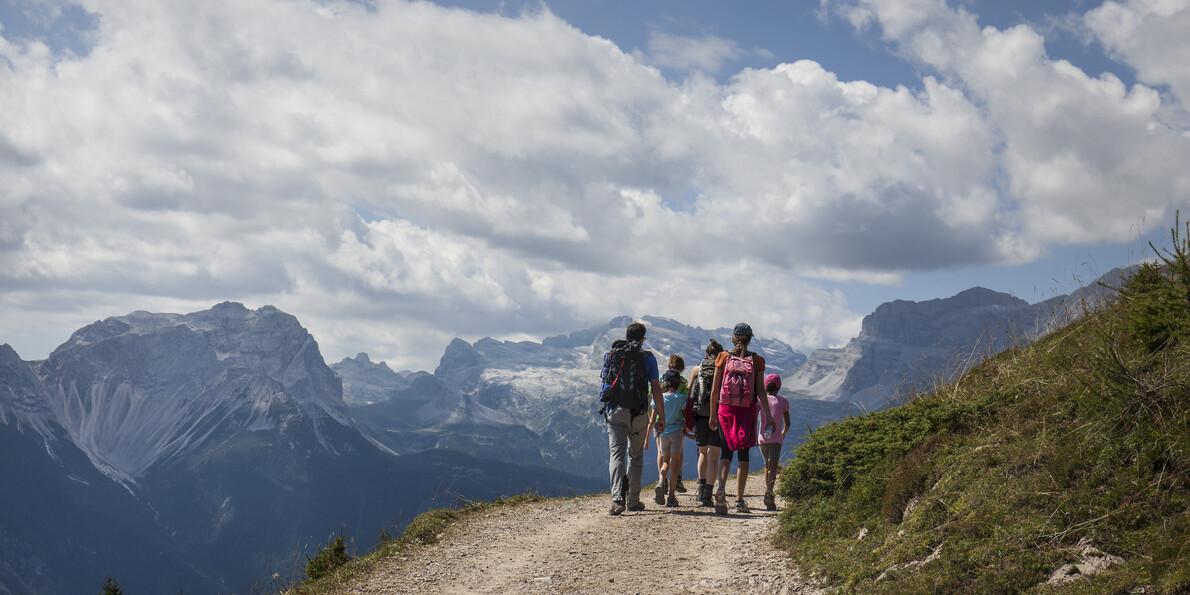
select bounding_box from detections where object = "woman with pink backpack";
[707,323,775,514]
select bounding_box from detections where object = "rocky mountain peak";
[33,303,357,480]
[332,353,405,406]
[434,338,483,391]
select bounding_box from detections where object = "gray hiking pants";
[606,406,648,506]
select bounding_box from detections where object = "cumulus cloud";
[822,0,1190,247]
[1085,0,1190,104]
[1,0,1188,369]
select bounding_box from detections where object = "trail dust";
[336,472,828,594]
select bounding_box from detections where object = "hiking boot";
[735,499,750,513]
[654,480,667,505]
[666,494,679,507]
[609,502,626,516]
[675,478,687,493]
[627,502,646,512]
[714,490,728,515]
[764,491,777,511]
[700,487,714,507]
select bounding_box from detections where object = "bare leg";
[707,447,722,490]
[716,451,731,492]
[655,454,671,504]
[668,456,680,496]
[736,460,750,500]
[765,454,778,492]
[673,449,684,491]
[656,435,664,477]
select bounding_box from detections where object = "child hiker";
[647,355,689,490]
[758,373,791,511]
[652,369,689,507]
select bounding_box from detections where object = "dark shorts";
[694,415,724,449]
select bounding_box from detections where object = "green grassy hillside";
[777,224,1190,593]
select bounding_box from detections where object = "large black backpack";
[599,339,650,414]
[690,357,716,416]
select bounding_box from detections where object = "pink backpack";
[720,353,755,407]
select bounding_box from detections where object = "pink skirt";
[718,403,759,451]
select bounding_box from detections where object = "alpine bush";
[304,531,350,582]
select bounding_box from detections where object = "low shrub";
[304,530,350,582]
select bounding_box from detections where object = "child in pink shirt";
[758,373,791,511]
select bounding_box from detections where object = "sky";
[1,0,1188,372]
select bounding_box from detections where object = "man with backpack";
[600,321,666,515]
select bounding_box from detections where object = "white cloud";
[823,0,1190,248]
[1085,0,1190,105]
[637,31,744,74]
[1,0,1188,370]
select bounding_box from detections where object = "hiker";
[758,373,791,511]
[688,339,725,507]
[600,321,666,515]
[708,323,775,514]
[652,369,689,507]
[650,354,689,493]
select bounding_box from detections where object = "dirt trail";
[338,475,828,594]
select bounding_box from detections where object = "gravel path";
[338,476,828,594]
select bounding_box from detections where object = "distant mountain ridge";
[783,267,1132,410]
[0,303,599,594]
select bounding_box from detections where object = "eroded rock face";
[0,343,54,435]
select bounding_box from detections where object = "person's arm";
[755,355,775,429]
[650,379,665,433]
[641,402,654,450]
[781,409,791,440]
